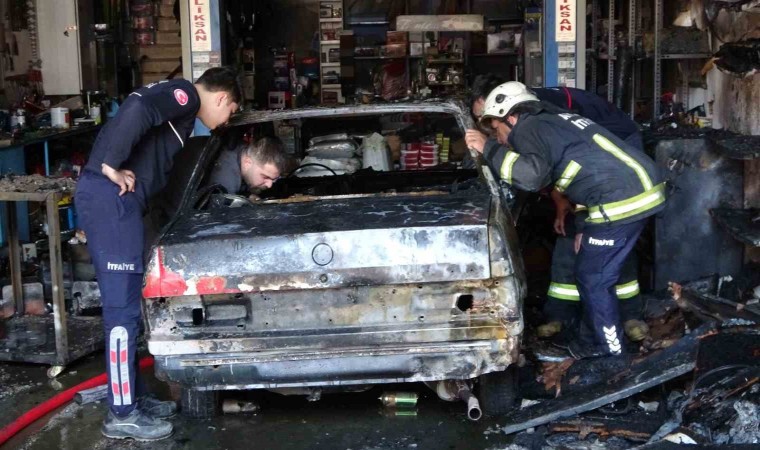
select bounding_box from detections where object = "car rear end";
[143,184,524,387]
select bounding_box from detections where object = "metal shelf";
[471,52,518,57]
[654,0,663,119]
[320,18,343,23]
[354,55,406,60]
[321,62,340,68]
[710,208,760,247]
[320,40,340,45]
[427,81,463,86]
[660,53,712,60]
[347,20,389,26]
[426,59,464,64]
[322,84,342,88]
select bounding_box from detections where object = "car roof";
[228,99,471,127]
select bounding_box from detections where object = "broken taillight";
[142,247,188,298]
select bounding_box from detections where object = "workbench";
[0,124,101,244]
[0,183,102,377]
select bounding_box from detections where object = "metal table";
[0,188,102,377]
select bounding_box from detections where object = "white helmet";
[479,81,539,124]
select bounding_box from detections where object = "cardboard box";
[410,43,424,56]
[386,31,408,45]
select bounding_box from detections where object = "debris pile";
[504,285,759,449]
[0,174,76,194]
[714,38,760,75]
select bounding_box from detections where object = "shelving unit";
[319,0,344,104]
[589,0,715,120]
[711,209,760,247]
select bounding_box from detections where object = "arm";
[550,189,573,236]
[481,125,553,192]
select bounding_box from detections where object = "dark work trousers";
[575,219,647,355]
[75,172,147,417]
[545,215,642,325]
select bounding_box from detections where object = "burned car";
[142,101,526,419]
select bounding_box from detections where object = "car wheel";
[477,366,519,416]
[181,387,220,419]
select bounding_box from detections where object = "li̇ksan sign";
[190,0,212,52]
[556,0,576,42]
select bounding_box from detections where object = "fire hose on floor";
[0,356,154,447]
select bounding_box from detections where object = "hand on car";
[465,129,488,154]
[550,190,573,236]
[101,164,136,196]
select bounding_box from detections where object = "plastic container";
[51,107,70,129]
[420,144,438,157]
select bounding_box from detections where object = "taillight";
[142,247,189,298]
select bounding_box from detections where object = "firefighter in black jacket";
[467,81,666,359]
[470,76,649,344]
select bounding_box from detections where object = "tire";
[181,388,220,419]
[478,366,519,416]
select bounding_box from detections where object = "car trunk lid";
[143,189,491,298]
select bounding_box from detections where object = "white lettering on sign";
[556,0,576,43]
[189,0,211,52]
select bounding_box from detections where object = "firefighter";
[469,76,649,343]
[74,68,242,440]
[470,74,643,150]
[466,81,665,359]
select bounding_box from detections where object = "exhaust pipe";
[425,380,482,421]
[456,381,482,421]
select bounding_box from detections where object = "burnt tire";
[478,367,519,416]
[181,388,220,419]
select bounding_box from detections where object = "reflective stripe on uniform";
[548,282,580,301]
[587,183,666,223]
[109,326,128,406]
[549,281,641,301]
[500,151,520,184]
[555,160,582,193]
[592,133,653,190]
[616,280,640,299]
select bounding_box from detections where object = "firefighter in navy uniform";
[469,75,649,344]
[470,75,643,150]
[74,68,241,440]
[466,81,666,359]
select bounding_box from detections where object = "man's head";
[480,81,540,145]
[195,67,243,130]
[240,137,289,190]
[470,74,504,120]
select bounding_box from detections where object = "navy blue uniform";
[533,87,642,150]
[545,212,642,328]
[75,79,200,416]
[483,107,665,355]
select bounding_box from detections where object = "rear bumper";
[153,337,519,390]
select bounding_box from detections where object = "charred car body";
[141,101,526,418]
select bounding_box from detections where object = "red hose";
[0,356,154,447]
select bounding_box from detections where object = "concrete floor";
[1,352,521,450]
